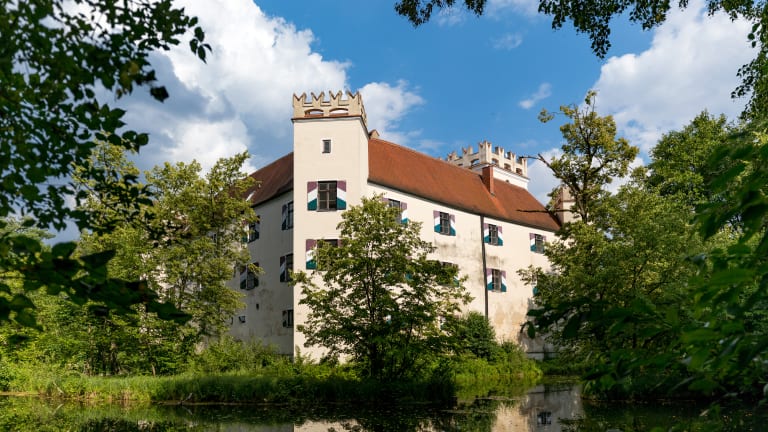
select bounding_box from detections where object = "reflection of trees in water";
[430,397,500,432]
[323,400,499,432]
[8,386,763,431]
[80,419,199,432]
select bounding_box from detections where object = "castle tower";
[445,140,529,189]
[291,91,371,357]
[553,185,579,225]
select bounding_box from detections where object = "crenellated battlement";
[292,91,367,128]
[445,140,527,178]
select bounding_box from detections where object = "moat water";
[0,382,764,431]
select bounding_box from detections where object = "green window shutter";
[501,270,507,292]
[307,181,318,210]
[306,239,317,269]
[336,180,346,210]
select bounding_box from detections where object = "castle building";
[229,91,560,359]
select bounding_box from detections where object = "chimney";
[482,165,494,195]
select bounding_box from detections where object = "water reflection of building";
[497,385,583,431]
[291,385,585,431]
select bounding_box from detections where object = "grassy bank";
[1,344,540,405]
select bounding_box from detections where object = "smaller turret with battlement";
[445,140,529,189]
[292,91,368,130]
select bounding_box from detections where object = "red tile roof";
[244,153,293,206]
[368,138,560,232]
[244,140,560,232]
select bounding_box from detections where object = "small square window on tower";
[322,139,331,153]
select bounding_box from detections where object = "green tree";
[1,0,209,326]
[72,147,255,374]
[295,196,471,379]
[2,0,208,231]
[537,91,638,224]
[0,218,53,337]
[647,111,735,208]
[681,121,768,398]
[444,311,499,360]
[141,153,254,338]
[523,181,704,397]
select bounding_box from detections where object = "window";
[239,263,259,290]
[282,202,293,230]
[280,253,293,282]
[282,309,294,328]
[434,211,455,236]
[319,239,338,269]
[484,223,503,246]
[537,411,552,425]
[488,224,499,245]
[530,233,546,253]
[438,261,459,286]
[318,181,337,211]
[307,239,339,270]
[308,181,346,211]
[486,268,507,292]
[491,269,502,292]
[248,219,259,242]
[322,139,331,153]
[440,212,450,234]
[387,199,407,224]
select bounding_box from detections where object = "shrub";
[0,360,12,391]
[185,336,286,374]
[446,311,500,360]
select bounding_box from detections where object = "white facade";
[230,91,560,359]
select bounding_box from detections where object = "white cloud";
[527,148,561,204]
[114,0,429,175]
[526,151,644,206]
[436,7,467,26]
[492,33,523,50]
[593,0,753,153]
[118,0,350,173]
[519,83,552,109]
[416,139,445,153]
[487,0,539,17]
[164,120,255,174]
[359,81,425,145]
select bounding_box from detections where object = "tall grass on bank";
[2,337,541,405]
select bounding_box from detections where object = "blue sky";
[116,0,754,205]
